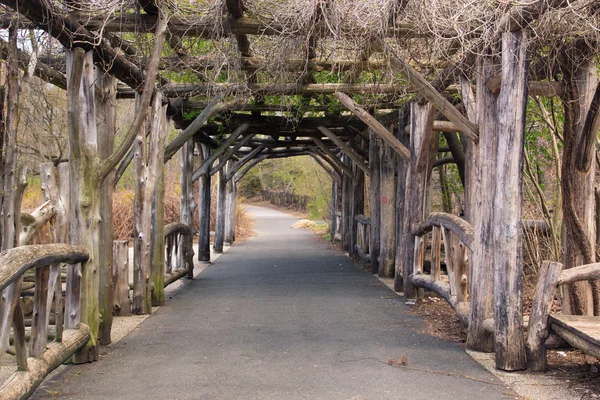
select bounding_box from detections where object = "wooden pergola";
[1,0,600,397]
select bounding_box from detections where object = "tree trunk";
[350,161,365,262]
[369,131,381,274]
[179,139,196,278]
[214,159,226,253]
[133,92,168,315]
[402,102,435,301]
[151,163,166,306]
[465,56,500,352]
[379,139,396,277]
[198,144,212,261]
[341,155,351,251]
[493,30,528,371]
[394,107,410,292]
[559,50,598,316]
[95,71,116,345]
[224,160,236,245]
[66,48,101,363]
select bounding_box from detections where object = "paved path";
[34,205,512,400]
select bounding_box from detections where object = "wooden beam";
[191,124,249,181]
[486,74,564,97]
[225,146,265,182]
[334,92,410,161]
[311,137,354,178]
[52,13,427,39]
[385,48,479,143]
[209,134,256,176]
[118,83,409,99]
[0,0,158,90]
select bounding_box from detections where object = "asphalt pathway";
[33,205,512,400]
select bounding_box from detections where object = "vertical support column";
[560,53,599,315]
[198,144,212,261]
[133,92,168,315]
[369,131,381,274]
[379,138,396,278]
[341,155,351,251]
[493,30,528,371]
[214,158,227,253]
[224,160,236,245]
[350,162,365,262]
[466,57,499,352]
[402,102,436,302]
[151,159,166,305]
[394,107,410,291]
[96,71,116,345]
[329,180,337,242]
[178,138,195,278]
[66,48,101,362]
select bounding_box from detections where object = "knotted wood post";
[368,131,381,274]
[224,160,236,245]
[559,48,599,315]
[394,107,410,292]
[96,71,116,345]
[178,138,195,278]
[151,152,166,306]
[493,30,529,371]
[112,240,131,316]
[65,48,101,362]
[379,137,396,278]
[214,158,227,253]
[198,144,212,261]
[341,155,351,251]
[350,155,365,262]
[402,102,436,301]
[465,57,499,352]
[133,92,168,314]
[329,180,338,241]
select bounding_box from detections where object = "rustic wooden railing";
[409,212,474,325]
[164,223,194,287]
[527,260,600,371]
[354,214,371,264]
[0,244,90,400]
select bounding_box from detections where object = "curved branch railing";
[164,223,194,287]
[0,244,91,399]
[354,214,371,264]
[409,212,474,325]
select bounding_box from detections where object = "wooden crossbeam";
[385,48,479,143]
[191,124,249,181]
[0,0,160,90]
[317,126,370,177]
[311,138,354,178]
[117,83,409,99]
[209,134,256,176]
[334,92,410,161]
[27,13,426,39]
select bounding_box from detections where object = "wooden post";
[465,57,499,352]
[133,92,168,315]
[369,131,381,274]
[559,50,599,315]
[350,138,365,262]
[214,158,227,253]
[151,161,166,305]
[66,48,101,362]
[96,71,116,345]
[341,155,351,251]
[394,107,410,292]
[379,138,396,278]
[198,144,212,261]
[493,30,528,371]
[402,102,435,301]
[112,240,131,316]
[179,139,195,278]
[330,180,338,242]
[224,160,236,245]
[526,261,562,371]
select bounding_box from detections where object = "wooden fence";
[261,190,310,211]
